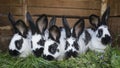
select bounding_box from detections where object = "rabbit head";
[89,7,112,52]
[8,13,32,57]
[43,24,61,60]
[26,12,48,57]
[62,17,85,58]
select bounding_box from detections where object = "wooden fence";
[0,0,120,52]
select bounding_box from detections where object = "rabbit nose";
[9,49,20,56]
[101,35,112,45]
[65,50,78,59]
[43,55,54,61]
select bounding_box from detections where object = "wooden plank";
[108,0,120,16]
[0,7,24,15]
[28,7,100,17]
[0,0,23,6]
[0,35,11,52]
[0,16,24,26]
[108,17,120,35]
[27,0,101,10]
[108,17,120,47]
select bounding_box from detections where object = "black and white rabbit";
[43,17,66,60]
[26,12,48,57]
[62,17,85,58]
[88,7,112,53]
[8,13,32,57]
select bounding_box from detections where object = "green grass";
[0,46,120,68]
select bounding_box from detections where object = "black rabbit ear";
[36,14,48,35]
[8,12,17,33]
[72,19,85,38]
[101,6,110,25]
[49,25,60,43]
[15,20,28,38]
[89,14,100,28]
[49,16,56,29]
[62,16,71,38]
[26,12,36,35]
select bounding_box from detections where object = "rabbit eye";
[15,39,23,50]
[97,29,103,38]
[48,43,58,54]
[73,41,79,50]
[65,41,70,50]
[37,38,45,46]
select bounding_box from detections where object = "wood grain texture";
[0,16,24,26]
[0,0,23,6]
[108,17,120,35]
[0,7,24,15]
[28,7,100,17]
[108,0,120,16]
[27,0,101,10]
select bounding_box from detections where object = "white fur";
[78,28,94,54]
[78,31,88,54]
[57,29,66,60]
[31,34,43,50]
[31,30,48,50]
[43,39,60,59]
[9,33,32,57]
[43,28,66,60]
[65,37,79,52]
[44,30,49,40]
[88,25,111,53]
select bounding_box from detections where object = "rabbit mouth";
[101,35,111,45]
[65,50,78,59]
[9,49,20,56]
[33,48,44,57]
[43,55,54,61]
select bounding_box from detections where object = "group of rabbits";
[8,7,112,60]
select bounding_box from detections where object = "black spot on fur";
[31,41,33,48]
[15,38,23,50]
[73,41,79,50]
[101,34,111,45]
[33,48,44,57]
[97,29,103,38]
[84,30,91,45]
[43,55,54,61]
[48,43,58,54]
[65,50,78,59]
[37,38,45,46]
[91,28,96,31]
[9,49,20,56]
[65,41,70,50]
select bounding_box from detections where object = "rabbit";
[43,25,59,60]
[26,12,49,57]
[62,17,85,59]
[8,13,32,57]
[88,7,112,53]
[43,17,66,61]
[43,25,63,60]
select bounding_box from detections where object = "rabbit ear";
[49,25,60,43]
[49,16,56,29]
[101,6,110,25]
[8,12,17,33]
[72,19,85,38]
[89,14,100,28]
[62,16,71,38]
[36,14,48,35]
[15,20,28,38]
[26,12,36,35]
